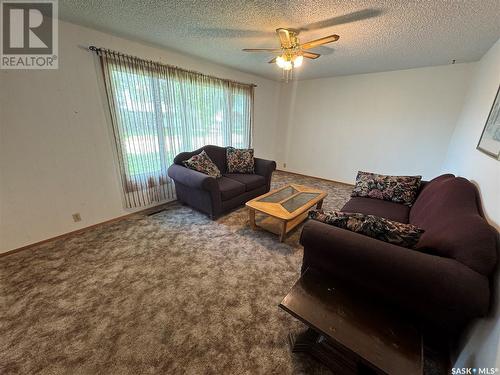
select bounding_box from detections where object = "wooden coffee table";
[245,184,327,242]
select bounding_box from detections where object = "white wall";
[0,20,281,252]
[443,40,500,230]
[444,39,500,370]
[277,64,474,183]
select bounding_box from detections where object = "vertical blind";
[94,48,254,208]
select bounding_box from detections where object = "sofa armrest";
[254,158,276,178]
[167,164,217,191]
[300,220,490,326]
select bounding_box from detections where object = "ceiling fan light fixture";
[276,55,286,68]
[276,55,294,70]
[293,55,303,68]
[243,28,339,82]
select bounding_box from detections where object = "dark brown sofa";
[300,174,498,330]
[167,145,276,218]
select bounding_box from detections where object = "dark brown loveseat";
[300,174,498,330]
[168,145,276,219]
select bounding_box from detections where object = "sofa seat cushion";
[217,177,246,201]
[341,197,410,223]
[223,173,265,191]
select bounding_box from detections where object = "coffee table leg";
[249,208,256,230]
[279,220,287,242]
[316,199,324,209]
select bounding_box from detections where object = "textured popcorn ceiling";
[59,0,500,80]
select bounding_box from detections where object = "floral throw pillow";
[309,210,424,248]
[226,147,255,174]
[351,171,422,206]
[182,150,222,178]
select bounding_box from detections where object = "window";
[97,50,254,207]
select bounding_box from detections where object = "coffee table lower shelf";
[248,201,322,242]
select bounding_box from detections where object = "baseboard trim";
[0,202,175,258]
[275,169,354,187]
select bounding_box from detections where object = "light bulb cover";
[276,56,285,68]
[293,55,303,67]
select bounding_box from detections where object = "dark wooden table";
[279,269,423,375]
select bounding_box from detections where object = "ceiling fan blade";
[302,51,321,59]
[276,28,292,48]
[268,57,277,64]
[196,27,270,38]
[242,48,282,52]
[301,35,339,50]
[299,9,382,31]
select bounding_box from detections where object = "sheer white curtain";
[95,49,254,208]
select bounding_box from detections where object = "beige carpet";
[1,171,355,374]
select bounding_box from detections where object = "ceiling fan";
[242,28,339,80]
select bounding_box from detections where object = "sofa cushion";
[410,174,498,276]
[182,150,222,178]
[204,145,228,173]
[175,145,227,173]
[351,171,422,206]
[223,173,265,191]
[217,177,246,201]
[409,174,455,222]
[342,197,410,223]
[309,210,424,248]
[226,147,255,173]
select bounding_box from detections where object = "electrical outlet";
[283,163,287,168]
[72,213,82,222]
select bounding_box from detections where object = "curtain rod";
[88,45,257,88]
